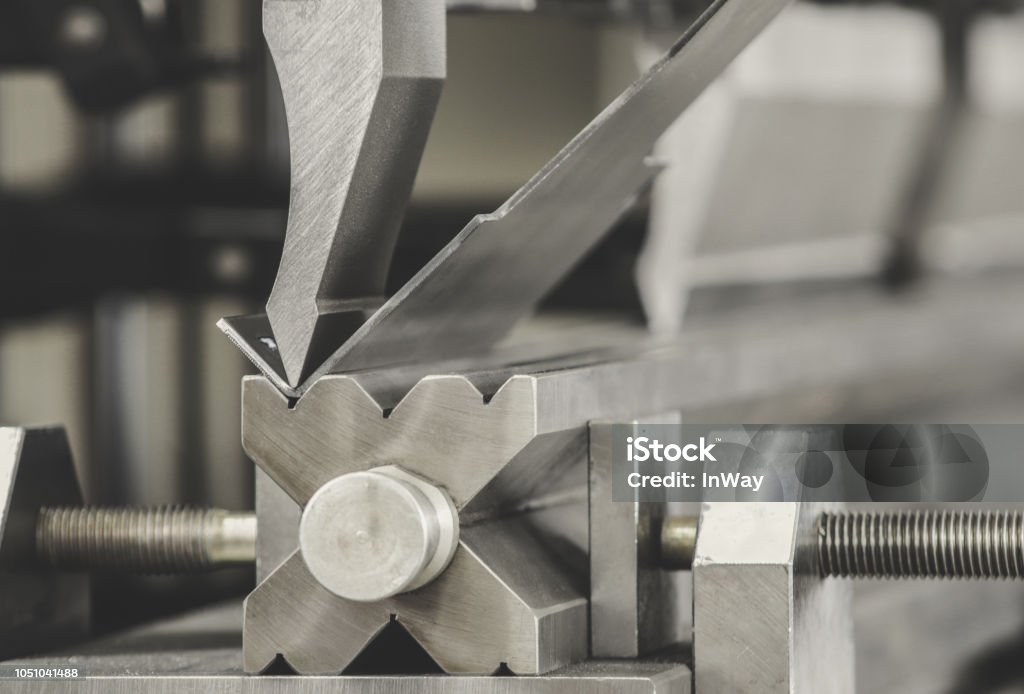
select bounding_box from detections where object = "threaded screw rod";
[36,506,257,575]
[818,509,1024,579]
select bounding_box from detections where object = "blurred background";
[2,0,1024,690]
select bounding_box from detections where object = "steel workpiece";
[223,0,792,396]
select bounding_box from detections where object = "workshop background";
[2,1,1024,692]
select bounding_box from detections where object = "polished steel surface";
[693,503,855,694]
[255,467,300,584]
[299,467,459,602]
[243,361,592,673]
[241,368,589,673]
[242,373,542,509]
[0,428,89,659]
[589,416,688,658]
[245,520,587,675]
[224,0,791,395]
[240,358,598,675]
[262,0,446,386]
[1,601,692,692]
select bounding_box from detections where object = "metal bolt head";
[660,515,698,571]
[299,466,459,602]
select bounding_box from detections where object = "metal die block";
[589,416,689,658]
[241,373,598,675]
[692,502,854,693]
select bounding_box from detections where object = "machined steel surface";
[693,503,855,694]
[262,0,446,387]
[243,274,1024,677]
[0,428,88,660]
[246,520,587,675]
[242,368,596,675]
[0,601,692,693]
[299,466,459,602]
[224,0,791,396]
[255,468,300,584]
[589,417,689,658]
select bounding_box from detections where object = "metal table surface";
[0,601,692,693]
